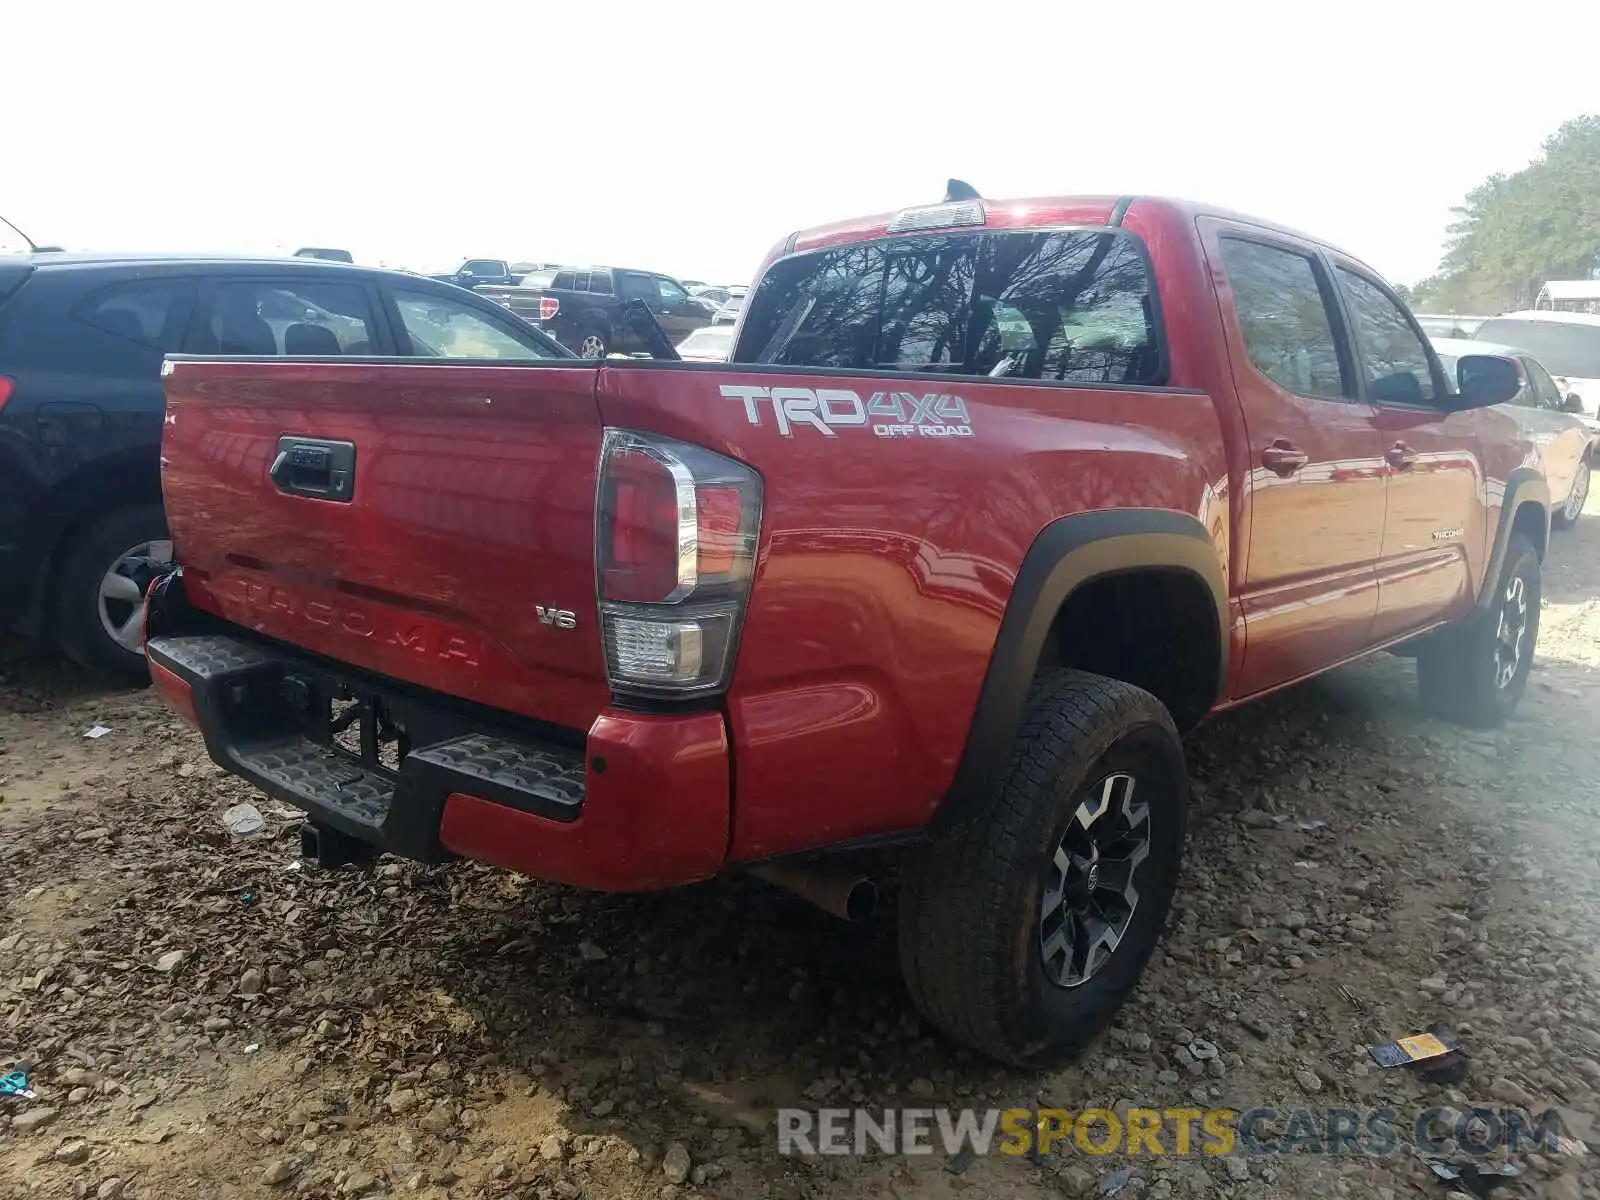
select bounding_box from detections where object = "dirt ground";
[4,503,1600,1200]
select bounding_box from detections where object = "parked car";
[0,252,571,680]
[147,191,1540,1068]
[485,266,710,358]
[1432,337,1594,528]
[689,284,747,308]
[293,248,354,264]
[1415,313,1490,341]
[428,259,520,290]
[1473,311,1600,415]
[675,323,735,362]
[710,293,745,325]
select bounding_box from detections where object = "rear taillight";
[596,430,761,699]
[0,376,13,412]
[539,297,560,321]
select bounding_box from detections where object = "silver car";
[1433,336,1596,529]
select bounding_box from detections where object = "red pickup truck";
[144,191,1544,1066]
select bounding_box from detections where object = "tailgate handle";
[269,437,356,502]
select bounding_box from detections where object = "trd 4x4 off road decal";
[720,385,973,439]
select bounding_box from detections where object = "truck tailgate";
[160,358,610,730]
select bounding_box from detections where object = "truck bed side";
[596,362,1229,859]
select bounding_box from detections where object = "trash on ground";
[1424,1158,1520,1197]
[283,859,304,873]
[0,1069,36,1099]
[943,1148,974,1175]
[1101,1166,1134,1195]
[1298,818,1328,831]
[244,1043,261,1055]
[1369,1025,1469,1083]
[222,803,266,838]
[83,725,111,739]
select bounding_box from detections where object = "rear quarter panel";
[597,363,1229,860]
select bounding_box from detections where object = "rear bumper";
[146,616,731,891]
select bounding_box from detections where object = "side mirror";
[1564,393,1586,414]
[1455,354,1521,409]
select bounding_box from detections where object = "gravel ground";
[3,500,1600,1199]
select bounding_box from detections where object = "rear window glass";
[736,229,1162,383]
[1474,319,1600,378]
[76,281,195,351]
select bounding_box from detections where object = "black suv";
[0,253,571,680]
[488,267,711,358]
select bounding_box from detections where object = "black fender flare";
[1478,467,1549,613]
[934,509,1228,833]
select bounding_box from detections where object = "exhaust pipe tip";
[842,878,878,923]
[748,863,878,923]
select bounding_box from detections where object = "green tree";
[1418,115,1600,313]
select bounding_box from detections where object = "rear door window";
[75,281,196,351]
[194,281,377,354]
[1218,239,1349,400]
[736,229,1163,384]
[617,272,659,305]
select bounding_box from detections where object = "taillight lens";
[539,297,560,321]
[596,430,761,698]
[0,376,13,412]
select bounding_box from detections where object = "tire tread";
[899,670,1184,1064]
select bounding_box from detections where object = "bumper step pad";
[147,633,587,861]
[407,734,584,819]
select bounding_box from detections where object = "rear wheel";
[576,327,609,359]
[1553,459,1589,530]
[897,670,1188,1066]
[56,504,171,684]
[1417,534,1540,727]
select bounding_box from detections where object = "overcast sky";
[4,0,1596,286]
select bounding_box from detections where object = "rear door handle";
[269,436,356,502]
[1261,440,1308,476]
[1386,441,1419,470]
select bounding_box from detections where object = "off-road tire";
[56,504,168,684]
[1416,534,1540,727]
[898,670,1188,1066]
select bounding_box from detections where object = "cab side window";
[1524,358,1564,409]
[1334,268,1438,406]
[655,277,690,306]
[1219,239,1349,400]
[392,289,559,359]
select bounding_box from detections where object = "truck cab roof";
[784,193,1367,272]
